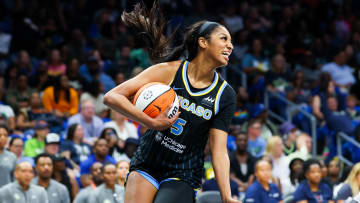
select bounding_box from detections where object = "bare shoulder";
[138,60,182,84]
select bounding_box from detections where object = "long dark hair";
[66,123,79,141]
[53,75,70,103]
[121,1,222,63]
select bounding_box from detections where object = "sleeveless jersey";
[131,60,236,189]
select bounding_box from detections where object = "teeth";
[222,52,230,56]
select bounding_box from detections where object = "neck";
[105,183,115,191]
[248,134,257,141]
[0,147,4,154]
[38,177,51,189]
[308,180,319,192]
[117,178,125,186]
[37,136,45,142]
[188,57,216,85]
[272,153,281,160]
[285,139,293,147]
[259,180,269,190]
[236,150,247,156]
[73,137,81,144]
[83,115,92,123]
[95,154,105,162]
[330,175,338,183]
[18,181,30,191]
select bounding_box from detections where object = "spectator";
[321,47,355,90]
[42,75,79,118]
[336,163,360,202]
[80,138,116,175]
[294,51,321,89]
[116,137,139,163]
[24,120,49,157]
[66,58,87,92]
[229,131,256,192]
[0,125,17,187]
[288,133,312,161]
[280,122,299,156]
[242,38,270,74]
[265,136,290,189]
[14,50,33,76]
[28,60,50,91]
[285,70,311,104]
[104,109,138,141]
[222,5,243,34]
[5,73,34,111]
[282,158,304,197]
[0,102,16,131]
[116,160,129,187]
[60,123,92,166]
[74,162,104,203]
[265,54,291,93]
[345,94,360,120]
[8,136,34,165]
[202,177,239,200]
[52,156,79,200]
[44,133,61,156]
[67,99,104,144]
[0,161,48,202]
[47,49,67,77]
[99,127,122,161]
[327,159,341,187]
[244,160,283,203]
[293,159,334,203]
[80,80,109,118]
[16,92,53,131]
[88,163,124,203]
[32,153,70,203]
[246,119,266,158]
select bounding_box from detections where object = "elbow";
[103,92,113,106]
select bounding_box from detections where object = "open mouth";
[222,52,230,61]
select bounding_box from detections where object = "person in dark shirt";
[229,131,256,192]
[294,159,334,203]
[244,159,283,203]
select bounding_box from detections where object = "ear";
[198,37,208,49]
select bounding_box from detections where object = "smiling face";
[200,26,233,67]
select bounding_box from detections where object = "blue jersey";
[131,61,236,189]
[244,180,282,203]
[294,180,333,203]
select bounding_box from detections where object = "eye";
[221,36,227,41]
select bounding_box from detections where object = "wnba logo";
[143,90,153,100]
[155,132,163,142]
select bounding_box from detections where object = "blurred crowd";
[1,0,360,202]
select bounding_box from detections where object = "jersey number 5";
[170,118,187,136]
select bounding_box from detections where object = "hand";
[61,151,71,159]
[148,105,180,131]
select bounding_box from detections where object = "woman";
[265,136,290,189]
[293,159,334,203]
[282,158,304,197]
[47,49,67,77]
[103,2,238,203]
[99,127,123,161]
[42,75,79,118]
[116,160,130,187]
[80,80,109,118]
[104,109,139,142]
[336,163,360,202]
[60,123,92,167]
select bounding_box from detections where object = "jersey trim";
[182,61,219,96]
[214,81,227,115]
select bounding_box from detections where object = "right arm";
[103,61,180,130]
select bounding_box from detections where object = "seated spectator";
[0,161,48,202]
[288,133,312,161]
[280,122,299,156]
[67,99,104,144]
[60,124,92,166]
[282,158,304,197]
[80,138,116,175]
[66,58,87,92]
[265,54,291,93]
[293,159,334,203]
[74,162,104,203]
[8,136,34,165]
[244,160,283,203]
[80,80,109,118]
[242,38,270,74]
[44,133,61,156]
[116,138,139,163]
[17,92,55,131]
[0,102,16,131]
[99,127,122,161]
[29,60,50,91]
[265,136,290,189]
[232,87,249,125]
[343,125,360,163]
[116,160,129,187]
[32,153,71,203]
[13,50,33,77]
[285,70,311,104]
[5,73,34,111]
[336,163,360,202]
[42,75,79,118]
[229,131,256,192]
[88,164,124,203]
[52,156,79,200]
[24,120,49,157]
[47,49,67,77]
[104,110,139,141]
[327,159,341,187]
[0,125,17,188]
[246,119,266,158]
[202,177,239,200]
[294,51,320,90]
[321,47,355,90]
[345,94,360,120]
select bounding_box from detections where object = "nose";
[227,41,233,52]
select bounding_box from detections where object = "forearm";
[104,93,152,128]
[212,151,232,202]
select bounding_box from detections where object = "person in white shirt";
[104,109,138,142]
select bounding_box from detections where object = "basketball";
[133,82,179,118]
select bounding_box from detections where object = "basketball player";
[104,2,239,203]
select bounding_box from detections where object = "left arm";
[209,128,241,203]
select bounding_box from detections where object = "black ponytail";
[122,1,222,64]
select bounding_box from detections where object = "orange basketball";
[133,82,179,118]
